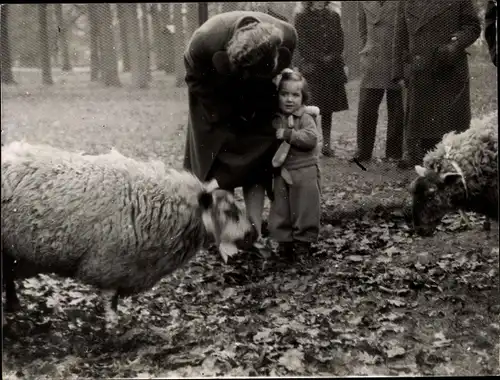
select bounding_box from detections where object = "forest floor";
[1,61,498,378]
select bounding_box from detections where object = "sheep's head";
[410,165,467,236]
[198,184,258,263]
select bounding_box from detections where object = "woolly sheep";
[1,141,258,327]
[410,111,498,236]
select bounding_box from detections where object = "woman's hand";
[276,128,285,140]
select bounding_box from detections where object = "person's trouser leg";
[268,175,293,243]
[243,183,266,238]
[421,137,442,157]
[385,89,405,159]
[289,166,321,244]
[355,88,384,160]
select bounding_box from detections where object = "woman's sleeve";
[184,36,232,126]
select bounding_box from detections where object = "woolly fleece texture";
[1,142,242,296]
[422,111,498,201]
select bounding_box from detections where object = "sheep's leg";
[4,279,21,312]
[102,289,120,330]
[458,210,471,229]
[483,216,491,232]
[3,255,21,312]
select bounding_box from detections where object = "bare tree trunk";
[88,4,100,81]
[140,3,152,81]
[161,3,175,74]
[150,4,165,70]
[123,3,148,88]
[39,4,53,85]
[341,2,361,80]
[116,4,131,72]
[186,3,198,42]
[1,4,16,84]
[96,4,121,86]
[198,2,208,26]
[173,3,185,87]
[54,4,72,71]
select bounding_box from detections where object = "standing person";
[268,69,322,262]
[392,0,481,168]
[485,0,497,67]
[352,1,404,163]
[294,1,349,157]
[183,11,297,243]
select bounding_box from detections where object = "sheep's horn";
[442,161,469,199]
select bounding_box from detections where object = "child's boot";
[277,242,295,262]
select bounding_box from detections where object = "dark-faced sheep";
[1,141,258,328]
[410,111,498,236]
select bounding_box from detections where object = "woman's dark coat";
[183,11,297,190]
[485,0,497,66]
[392,0,481,140]
[294,7,348,115]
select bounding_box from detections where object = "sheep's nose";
[236,224,258,250]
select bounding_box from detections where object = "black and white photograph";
[1,1,498,377]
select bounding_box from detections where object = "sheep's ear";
[415,165,428,177]
[198,191,213,210]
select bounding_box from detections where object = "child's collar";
[276,106,306,118]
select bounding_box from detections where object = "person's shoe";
[349,155,371,163]
[294,241,312,256]
[277,242,295,262]
[321,146,335,157]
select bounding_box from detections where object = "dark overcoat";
[183,11,297,189]
[392,0,481,140]
[294,7,349,115]
[485,0,497,66]
[358,1,400,89]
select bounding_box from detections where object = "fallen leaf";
[386,346,406,358]
[347,255,364,262]
[278,348,305,373]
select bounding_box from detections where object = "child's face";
[278,80,303,114]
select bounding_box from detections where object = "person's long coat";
[485,0,497,66]
[392,0,481,140]
[358,1,400,89]
[183,11,297,188]
[294,7,348,114]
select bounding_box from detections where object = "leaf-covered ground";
[1,64,498,378]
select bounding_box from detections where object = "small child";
[269,68,322,261]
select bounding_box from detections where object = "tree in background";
[1,4,16,84]
[150,4,165,70]
[54,4,72,71]
[96,3,120,86]
[140,3,152,82]
[116,4,131,72]
[38,4,53,85]
[123,3,148,88]
[160,4,175,74]
[173,3,185,87]
[88,4,100,81]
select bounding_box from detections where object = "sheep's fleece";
[1,141,246,296]
[422,111,498,196]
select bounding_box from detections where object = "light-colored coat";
[358,1,400,89]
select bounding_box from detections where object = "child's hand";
[276,128,285,139]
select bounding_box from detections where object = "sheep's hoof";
[483,220,491,231]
